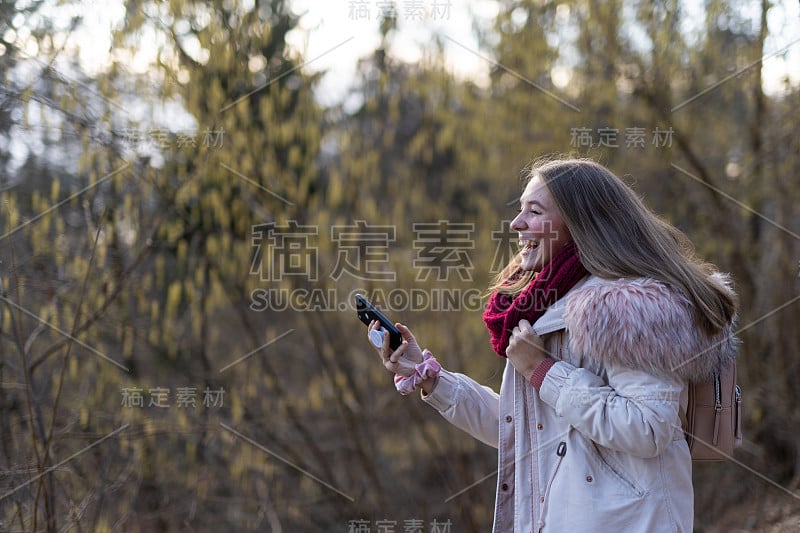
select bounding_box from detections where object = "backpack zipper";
[712,371,722,445]
[734,385,742,440]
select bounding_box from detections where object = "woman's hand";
[368,321,424,377]
[505,319,548,381]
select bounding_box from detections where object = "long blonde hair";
[489,157,737,335]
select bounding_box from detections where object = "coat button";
[537,423,543,430]
[586,476,593,483]
[501,483,509,491]
[505,415,512,423]
[540,497,545,503]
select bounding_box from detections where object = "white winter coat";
[422,275,738,532]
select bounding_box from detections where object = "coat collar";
[532,275,596,336]
[562,275,738,382]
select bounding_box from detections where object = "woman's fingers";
[396,323,415,342]
[388,340,407,364]
[368,320,416,377]
[368,320,402,363]
[511,320,536,344]
[367,320,387,357]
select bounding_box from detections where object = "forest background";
[1,0,799,531]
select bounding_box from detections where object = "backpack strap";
[678,403,689,439]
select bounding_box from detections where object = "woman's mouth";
[519,239,539,256]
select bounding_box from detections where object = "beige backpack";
[680,363,743,461]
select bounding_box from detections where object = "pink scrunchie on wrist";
[394,349,441,395]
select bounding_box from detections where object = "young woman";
[368,157,738,532]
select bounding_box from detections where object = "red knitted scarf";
[483,240,589,357]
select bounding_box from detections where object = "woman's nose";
[510,213,525,231]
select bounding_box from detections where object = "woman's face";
[510,175,572,271]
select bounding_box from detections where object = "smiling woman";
[366,156,739,532]
[510,174,572,273]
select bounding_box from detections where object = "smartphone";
[355,294,403,350]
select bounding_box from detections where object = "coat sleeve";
[538,360,684,458]
[421,369,500,449]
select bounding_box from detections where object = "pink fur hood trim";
[564,275,739,383]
